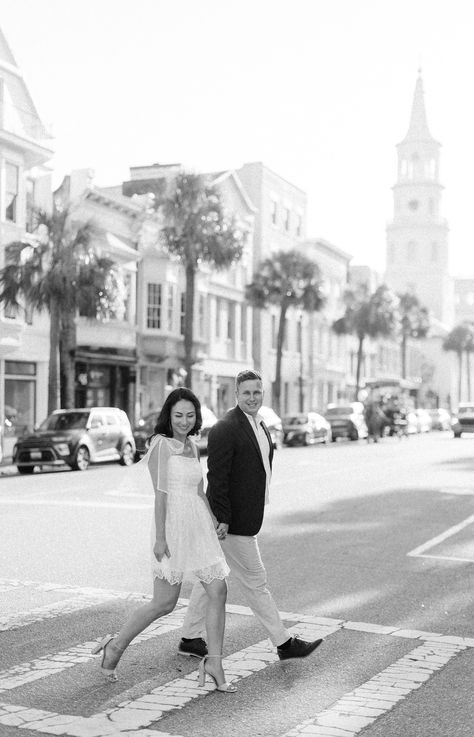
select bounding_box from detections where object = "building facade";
[0,29,54,460]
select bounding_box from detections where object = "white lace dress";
[146,435,229,585]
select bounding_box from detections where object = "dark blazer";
[206,405,274,536]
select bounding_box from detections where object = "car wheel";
[350,431,359,441]
[120,443,135,466]
[72,445,90,471]
[303,432,311,446]
[17,466,34,474]
[454,432,462,438]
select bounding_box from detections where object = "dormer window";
[5,162,19,222]
[408,199,419,211]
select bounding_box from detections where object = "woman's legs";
[200,578,227,684]
[102,577,181,669]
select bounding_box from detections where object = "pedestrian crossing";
[1,579,473,737]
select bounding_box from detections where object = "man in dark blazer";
[179,369,323,660]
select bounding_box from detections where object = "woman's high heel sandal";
[198,654,237,693]
[91,635,124,682]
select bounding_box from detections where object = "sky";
[2,0,474,275]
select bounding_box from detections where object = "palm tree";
[443,323,474,404]
[0,206,120,412]
[158,172,244,388]
[442,324,471,405]
[398,292,430,379]
[246,249,325,415]
[333,283,399,400]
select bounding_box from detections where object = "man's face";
[236,379,263,417]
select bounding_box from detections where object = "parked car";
[452,403,474,437]
[133,405,218,459]
[415,408,432,433]
[428,408,451,431]
[13,407,136,473]
[259,405,284,449]
[133,411,159,460]
[282,411,331,446]
[325,403,368,441]
[196,406,218,453]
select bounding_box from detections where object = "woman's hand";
[154,538,170,562]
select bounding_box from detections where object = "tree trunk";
[274,300,288,416]
[183,263,196,389]
[60,311,77,409]
[401,333,407,379]
[458,350,463,404]
[47,298,61,415]
[355,334,365,401]
[467,350,471,402]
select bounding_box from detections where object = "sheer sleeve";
[147,436,172,494]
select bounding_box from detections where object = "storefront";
[2,360,38,460]
[75,348,137,421]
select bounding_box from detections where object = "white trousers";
[181,533,290,647]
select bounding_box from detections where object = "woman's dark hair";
[152,388,202,438]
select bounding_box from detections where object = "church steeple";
[401,70,437,144]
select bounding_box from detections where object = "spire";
[402,70,436,142]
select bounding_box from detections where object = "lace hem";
[152,560,229,586]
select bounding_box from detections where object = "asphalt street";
[1,431,473,736]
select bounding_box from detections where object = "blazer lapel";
[233,406,270,468]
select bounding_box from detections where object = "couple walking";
[93,370,322,692]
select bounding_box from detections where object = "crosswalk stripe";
[281,639,466,737]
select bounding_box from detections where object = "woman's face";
[170,399,197,441]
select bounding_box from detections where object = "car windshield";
[326,407,353,416]
[41,412,89,431]
[283,415,307,425]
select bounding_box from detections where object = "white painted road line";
[282,640,466,737]
[407,513,474,562]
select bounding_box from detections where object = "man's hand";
[216,522,229,540]
[153,538,171,562]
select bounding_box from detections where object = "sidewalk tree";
[246,249,325,415]
[398,292,430,379]
[333,283,399,400]
[157,172,244,388]
[443,323,473,404]
[0,205,120,413]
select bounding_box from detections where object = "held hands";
[216,522,229,541]
[154,538,170,562]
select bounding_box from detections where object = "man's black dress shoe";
[277,636,323,661]
[178,637,208,658]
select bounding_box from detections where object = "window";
[408,199,419,211]
[240,304,247,343]
[407,241,416,262]
[180,292,185,335]
[296,213,302,238]
[429,198,435,215]
[5,162,19,222]
[167,284,174,331]
[431,242,438,262]
[147,283,162,329]
[26,178,35,232]
[227,302,233,340]
[270,199,278,225]
[271,314,277,349]
[284,207,290,232]
[198,293,205,338]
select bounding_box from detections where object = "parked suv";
[13,407,136,473]
[325,402,368,441]
[452,403,474,438]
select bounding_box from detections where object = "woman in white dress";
[92,388,235,692]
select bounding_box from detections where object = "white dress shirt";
[244,411,272,504]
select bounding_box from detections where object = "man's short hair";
[235,369,262,389]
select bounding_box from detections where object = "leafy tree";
[333,283,399,400]
[0,206,120,413]
[443,323,474,404]
[246,249,325,415]
[158,172,244,388]
[398,292,430,379]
